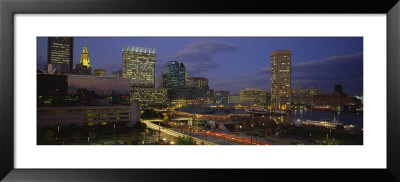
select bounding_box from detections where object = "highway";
[143,119,271,145]
[141,119,217,145]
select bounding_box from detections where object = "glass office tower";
[161,61,189,89]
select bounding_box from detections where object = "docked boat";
[302,115,343,129]
[246,108,286,116]
[343,124,356,131]
[311,106,331,111]
[295,116,357,130]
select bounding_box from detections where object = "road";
[141,119,217,145]
[144,119,271,145]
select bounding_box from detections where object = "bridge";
[141,119,216,145]
[171,117,193,126]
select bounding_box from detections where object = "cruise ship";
[294,116,356,130]
[296,116,342,129]
[245,107,286,116]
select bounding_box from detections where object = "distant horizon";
[37,37,363,95]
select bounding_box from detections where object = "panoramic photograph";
[36,37,363,145]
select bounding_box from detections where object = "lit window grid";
[122,51,156,88]
[129,88,168,105]
[270,51,291,110]
[239,89,268,105]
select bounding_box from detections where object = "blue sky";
[37,37,363,95]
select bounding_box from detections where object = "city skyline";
[37,37,363,146]
[37,37,363,94]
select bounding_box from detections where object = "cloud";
[292,52,363,82]
[170,40,238,75]
[248,52,363,93]
[211,76,268,94]
[99,63,121,73]
[251,66,271,78]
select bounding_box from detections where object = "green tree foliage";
[43,129,55,143]
[141,109,159,118]
[176,136,196,145]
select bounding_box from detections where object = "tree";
[176,136,196,145]
[43,129,55,143]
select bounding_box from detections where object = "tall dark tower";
[334,84,343,94]
[161,61,189,89]
[47,37,73,73]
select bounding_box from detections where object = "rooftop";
[122,46,156,54]
[270,50,291,56]
[189,77,207,80]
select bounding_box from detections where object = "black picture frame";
[1,0,399,181]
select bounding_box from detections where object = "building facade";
[37,73,131,107]
[67,75,131,96]
[156,74,163,88]
[46,63,70,74]
[130,88,168,107]
[270,50,292,110]
[239,88,268,106]
[188,77,209,90]
[228,95,240,104]
[37,102,140,128]
[47,37,74,73]
[291,87,323,109]
[215,91,230,104]
[122,46,156,88]
[37,73,68,97]
[312,85,360,112]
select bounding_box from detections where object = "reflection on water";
[270,110,363,128]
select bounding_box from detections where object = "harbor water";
[270,110,363,129]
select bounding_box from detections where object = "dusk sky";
[37,37,363,95]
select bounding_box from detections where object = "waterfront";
[36,37,363,145]
[270,110,363,129]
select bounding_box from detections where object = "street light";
[158,122,161,141]
[57,125,60,144]
[113,122,116,144]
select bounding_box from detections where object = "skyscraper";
[334,84,343,95]
[122,46,156,88]
[47,37,74,73]
[270,50,291,110]
[160,61,189,100]
[121,46,166,107]
[161,61,189,89]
